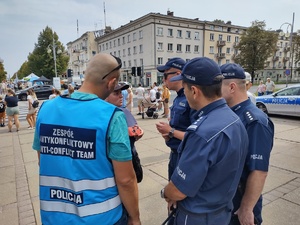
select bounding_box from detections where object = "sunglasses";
[102,55,122,80]
[163,71,177,79]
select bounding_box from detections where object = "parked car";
[256,84,300,117]
[16,85,54,101]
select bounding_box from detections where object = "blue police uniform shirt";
[231,98,274,223]
[167,88,195,151]
[171,99,248,215]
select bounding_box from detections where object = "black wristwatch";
[160,188,165,198]
[168,128,175,138]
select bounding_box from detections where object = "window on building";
[235,36,239,42]
[210,33,214,41]
[98,44,101,52]
[186,31,191,39]
[218,26,223,31]
[128,47,131,55]
[109,41,112,48]
[195,32,200,40]
[122,37,125,44]
[134,59,137,67]
[227,35,231,42]
[226,48,230,54]
[106,43,108,50]
[177,30,182,38]
[123,49,125,57]
[226,59,230,64]
[157,27,163,36]
[128,60,131,67]
[177,44,182,52]
[209,25,214,30]
[209,46,214,54]
[113,40,116,47]
[118,38,120,46]
[194,45,199,52]
[186,45,191,52]
[168,43,173,51]
[127,34,131,43]
[140,58,143,66]
[158,42,163,50]
[133,32,136,41]
[118,50,121,57]
[168,28,173,37]
[219,34,223,40]
[123,61,126,68]
[133,46,137,54]
[139,44,143,53]
[139,30,143,39]
[158,57,163,65]
[114,51,116,56]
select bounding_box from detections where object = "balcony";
[272,56,279,61]
[217,40,226,46]
[283,57,290,62]
[283,47,290,52]
[233,42,239,47]
[73,49,80,53]
[215,53,225,59]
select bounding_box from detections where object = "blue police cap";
[170,57,222,86]
[220,63,246,79]
[157,57,186,72]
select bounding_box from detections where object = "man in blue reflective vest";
[220,63,274,225]
[162,57,248,225]
[32,53,141,225]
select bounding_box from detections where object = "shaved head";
[79,53,122,99]
[84,53,120,84]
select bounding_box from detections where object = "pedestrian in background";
[161,84,170,118]
[126,86,133,112]
[220,63,274,225]
[162,57,248,225]
[265,77,275,95]
[32,53,141,225]
[0,96,6,127]
[4,89,20,132]
[135,83,145,115]
[49,89,61,99]
[257,80,266,96]
[245,72,256,104]
[26,89,38,129]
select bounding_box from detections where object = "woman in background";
[4,89,20,132]
[26,89,38,129]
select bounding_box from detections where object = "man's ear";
[107,77,117,91]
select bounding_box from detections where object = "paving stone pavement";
[0,111,300,225]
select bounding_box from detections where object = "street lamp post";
[279,12,295,87]
[47,31,62,77]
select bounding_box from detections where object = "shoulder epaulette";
[244,111,258,124]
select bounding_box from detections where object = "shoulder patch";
[245,111,257,124]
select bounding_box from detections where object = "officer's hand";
[155,121,170,135]
[235,208,255,225]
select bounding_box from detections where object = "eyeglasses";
[163,71,177,79]
[102,55,122,80]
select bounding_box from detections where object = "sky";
[1,0,299,77]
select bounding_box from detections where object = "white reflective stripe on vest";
[40,176,116,192]
[40,195,121,217]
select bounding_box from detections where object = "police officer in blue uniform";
[220,63,274,225]
[161,57,248,225]
[32,54,141,225]
[156,57,195,180]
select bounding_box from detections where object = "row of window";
[157,43,200,53]
[157,27,200,40]
[117,59,144,68]
[100,45,144,57]
[209,33,239,42]
[99,30,144,51]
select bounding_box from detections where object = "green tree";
[27,26,69,78]
[233,21,278,80]
[17,61,31,79]
[0,59,7,82]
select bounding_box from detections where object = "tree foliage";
[0,60,7,82]
[27,26,69,78]
[233,21,278,80]
[293,35,300,65]
[17,61,31,79]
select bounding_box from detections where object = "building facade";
[66,31,98,82]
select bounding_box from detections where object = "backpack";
[156,91,161,99]
[32,100,39,108]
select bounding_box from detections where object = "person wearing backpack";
[26,89,38,129]
[0,96,6,127]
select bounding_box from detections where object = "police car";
[256,84,300,117]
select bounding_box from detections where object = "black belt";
[178,204,228,218]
